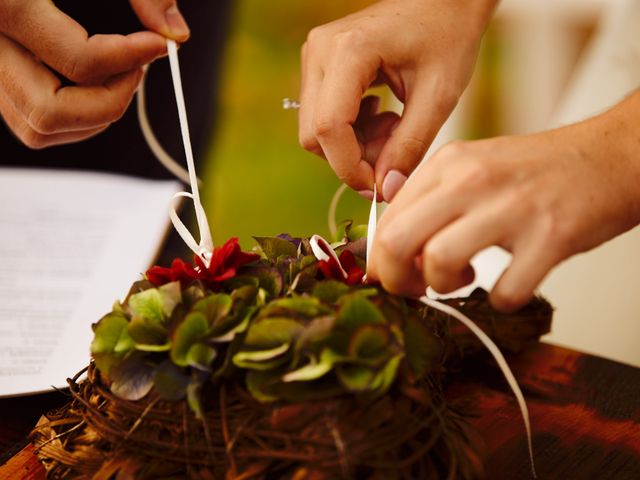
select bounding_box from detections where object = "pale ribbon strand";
[137,65,193,185]
[165,39,214,266]
[420,296,536,478]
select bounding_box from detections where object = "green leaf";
[257,269,283,298]
[171,312,209,367]
[128,315,168,346]
[110,354,154,401]
[282,349,342,382]
[337,295,386,331]
[369,354,403,396]
[245,370,280,403]
[187,382,203,419]
[231,285,259,304]
[244,317,303,349]
[253,236,298,260]
[404,315,441,379]
[91,312,134,375]
[312,280,350,304]
[128,281,181,324]
[187,343,217,370]
[210,306,255,342]
[348,324,390,365]
[346,224,368,241]
[336,364,375,392]
[333,220,352,243]
[192,293,233,327]
[262,296,328,319]
[135,343,171,352]
[232,343,290,370]
[153,361,190,401]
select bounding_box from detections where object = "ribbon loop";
[165,39,214,266]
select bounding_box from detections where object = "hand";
[367,91,640,311]
[0,0,189,149]
[298,0,497,200]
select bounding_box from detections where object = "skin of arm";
[367,89,640,312]
[0,0,189,148]
[298,0,499,201]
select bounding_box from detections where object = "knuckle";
[460,160,492,186]
[436,140,467,162]
[333,29,366,51]
[298,130,317,151]
[312,114,336,139]
[538,210,572,253]
[375,228,403,263]
[492,287,529,312]
[26,105,55,135]
[380,278,405,297]
[424,241,450,273]
[19,128,48,150]
[399,135,429,162]
[60,54,94,83]
[334,169,360,189]
[306,26,327,46]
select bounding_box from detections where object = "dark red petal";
[338,250,357,270]
[346,267,365,285]
[317,260,335,280]
[146,266,174,286]
[210,268,237,283]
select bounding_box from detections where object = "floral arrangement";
[32,225,552,479]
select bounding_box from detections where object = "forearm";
[578,89,640,230]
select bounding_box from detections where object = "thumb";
[129,0,190,42]
[375,81,457,201]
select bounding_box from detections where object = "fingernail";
[165,5,190,39]
[382,170,407,202]
[358,189,375,201]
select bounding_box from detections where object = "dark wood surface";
[1,342,639,479]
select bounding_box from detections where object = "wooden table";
[1,342,639,479]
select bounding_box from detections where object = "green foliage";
[91,234,444,414]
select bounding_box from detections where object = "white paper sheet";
[0,168,181,397]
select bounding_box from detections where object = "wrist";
[582,90,640,228]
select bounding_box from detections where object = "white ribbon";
[165,39,214,266]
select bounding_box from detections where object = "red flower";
[146,258,197,287]
[194,237,260,286]
[317,249,364,286]
[146,238,259,288]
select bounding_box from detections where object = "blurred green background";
[202,1,377,248]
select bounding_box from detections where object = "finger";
[490,239,560,312]
[0,91,109,148]
[369,188,463,296]
[298,42,324,157]
[129,0,190,41]
[356,111,400,167]
[375,76,458,201]
[313,41,379,190]
[0,34,143,134]
[367,237,426,298]
[2,0,166,84]
[422,204,513,293]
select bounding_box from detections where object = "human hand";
[368,91,640,311]
[0,0,189,148]
[298,0,497,200]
